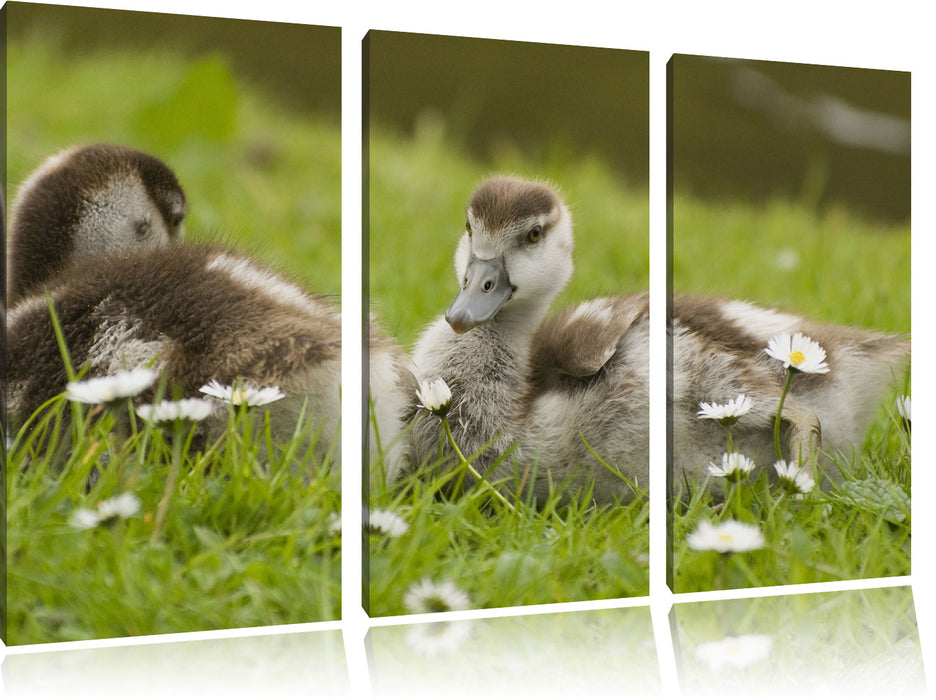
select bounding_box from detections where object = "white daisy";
[764,332,830,374]
[695,634,773,671]
[773,460,816,494]
[70,492,141,529]
[895,395,911,422]
[199,379,285,407]
[707,452,756,480]
[137,398,214,424]
[97,492,142,520]
[69,508,103,530]
[416,378,452,418]
[403,578,471,614]
[367,509,409,537]
[697,394,753,424]
[65,368,157,405]
[687,520,765,553]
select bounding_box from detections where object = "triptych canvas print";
[1,3,915,686]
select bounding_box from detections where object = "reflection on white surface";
[692,633,771,671]
[3,587,925,698]
[672,586,925,697]
[1,629,349,699]
[367,606,660,699]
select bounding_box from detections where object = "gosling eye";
[168,208,186,228]
[135,220,151,239]
[465,219,472,237]
[527,224,543,244]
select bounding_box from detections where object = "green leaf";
[838,478,910,525]
[192,524,225,550]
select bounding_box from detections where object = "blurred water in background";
[9,8,908,222]
[365,31,650,188]
[671,55,909,223]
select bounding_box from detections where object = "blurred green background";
[5,2,341,296]
[365,31,650,348]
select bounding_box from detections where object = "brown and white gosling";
[7,143,187,305]
[407,176,908,504]
[6,144,409,469]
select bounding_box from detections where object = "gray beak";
[445,254,514,334]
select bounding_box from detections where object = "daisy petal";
[403,578,471,614]
[765,332,829,374]
[65,368,157,404]
[687,519,765,553]
[416,378,453,418]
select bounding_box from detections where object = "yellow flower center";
[717,534,734,545]
[233,389,246,404]
[788,350,805,366]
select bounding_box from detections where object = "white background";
[2,1,931,697]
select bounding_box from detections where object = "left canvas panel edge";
[4,2,342,645]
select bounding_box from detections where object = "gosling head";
[7,143,187,303]
[446,176,574,334]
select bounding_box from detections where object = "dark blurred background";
[8,9,909,223]
[671,54,910,223]
[6,2,340,122]
[365,30,650,188]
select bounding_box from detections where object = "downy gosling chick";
[7,143,186,304]
[408,176,908,504]
[6,145,342,464]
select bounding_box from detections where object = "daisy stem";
[150,422,184,544]
[110,398,137,487]
[442,417,515,512]
[725,425,735,454]
[773,369,795,461]
[724,480,743,521]
[718,552,728,590]
[720,482,734,521]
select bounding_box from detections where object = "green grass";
[672,413,911,592]
[6,39,341,643]
[671,194,911,592]
[672,195,910,332]
[366,127,651,614]
[7,394,340,643]
[367,434,649,615]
